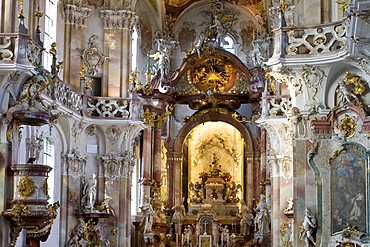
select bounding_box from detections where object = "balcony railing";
[0,34,140,121]
[274,19,348,57]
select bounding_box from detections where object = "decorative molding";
[64,4,91,29]
[100,9,138,31]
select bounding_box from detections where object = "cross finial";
[34,6,44,30]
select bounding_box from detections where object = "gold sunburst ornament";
[190,54,236,93]
[337,114,356,138]
[18,176,37,199]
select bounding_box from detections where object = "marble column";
[166,151,183,206]
[153,122,162,185]
[63,4,91,89]
[100,10,138,97]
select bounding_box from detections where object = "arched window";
[43,137,55,201]
[43,0,58,71]
[131,26,138,72]
[222,35,235,54]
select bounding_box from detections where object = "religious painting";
[139,16,153,56]
[330,143,368,233]
[239,20,256,55]
[178,26,196,53]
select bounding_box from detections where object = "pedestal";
[253,233,271,247]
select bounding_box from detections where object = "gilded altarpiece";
[188,122,244,191]
[330,143,368,233]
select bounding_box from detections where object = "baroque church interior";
[1,0,370,246]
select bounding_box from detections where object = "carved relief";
[98,152,124,180]
[301,64,325,99]
[86,125,98,136]
[106,125,121,145]
[72,121,83,143]
[67,148,88,178]
[78,35,108,76]
[122,150,137,178]
[18,176,37,199]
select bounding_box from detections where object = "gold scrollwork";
[18,176,37,199]
[142,109,170,128]
[10,201,34,220]
[343,71,365,95]
[337,114,356,138]
[142,109,157,126]
[280,220,293,247]
[327,149,342,166]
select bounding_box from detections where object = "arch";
[174,112,253,153]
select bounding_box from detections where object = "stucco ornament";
[301,64,325,99]
[67,148,88,179]
[106,125,121,145]
[78,35,108,76]
[18,176,37,199]
[98,152,124,180]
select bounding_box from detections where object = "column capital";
[100,9,138,31]
[64,4,91,29]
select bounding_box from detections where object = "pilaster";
[63,4,91,89]
[100,9,138,97]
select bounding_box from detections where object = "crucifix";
[203,221,208,235]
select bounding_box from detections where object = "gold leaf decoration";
[18,176,37,199]
[337,114,356,138]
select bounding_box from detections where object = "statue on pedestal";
[238,200,253,236]
[254,195,270,234]
[210,153,221,177]
[172,200,186,235]
[284,197,294,214]
[81,173,97,210]
[299,208,317,247]
[221,225,230,246]
[140,196,157,233]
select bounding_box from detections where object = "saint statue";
[172,200,186,235]
[140,196,157,233]
[238,200,253,236]
[299,208,317,247]
[81,173,97,210]
[254,195,270,234]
